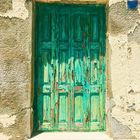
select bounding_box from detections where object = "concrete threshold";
[29,132,113,140]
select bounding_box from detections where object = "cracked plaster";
[108,1,140,138]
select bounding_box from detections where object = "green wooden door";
[35,3,106,131]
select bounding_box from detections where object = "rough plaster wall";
[0,0,32,140]
[108,1,140,139]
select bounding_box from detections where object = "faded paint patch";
[0,114,16,127]
[0,0,29,20]
[0,133,12,140]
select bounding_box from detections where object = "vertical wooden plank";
[37,4,44,129]
[41,13,51,42]
[43,95,47,121]
[70,10,74,129]
[54,10,59,130]
[37,55,44,128]
[99,6,106,130]
[74,94,83,123]
[50,10,56,130]
[38,94,43,127]
[56,8,70,130]
[74,15,83,42]
[90,16,99,42]
[43,95,51,122]
[67,15,71,128]
[59,14,69,42]
[59,94,68,123]
[91,94,100,122]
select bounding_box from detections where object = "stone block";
[0,59,31,83]
[0,82,31,112]
[35,0,108,4]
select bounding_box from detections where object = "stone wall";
[0,0,32,140]
[0,0,140,140]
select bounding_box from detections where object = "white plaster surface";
[0,0,28,20]
[29,132,113,140]
[0,133,12,140]
[109,30,140,139]
[0,114,16,127]
[109,0,125,6]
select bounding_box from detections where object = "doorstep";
[29,132,113,140]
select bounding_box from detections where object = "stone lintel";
[34,0,108,4]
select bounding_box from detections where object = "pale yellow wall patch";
[0,133,12,140]
[0,0,28,20]
[0,114,16,128]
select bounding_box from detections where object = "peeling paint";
[0,0,29,20]
[128,21,140,35]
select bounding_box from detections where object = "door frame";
[32,1,109,135]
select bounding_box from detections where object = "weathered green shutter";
[35,3,106,131]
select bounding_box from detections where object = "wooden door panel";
[73,15,85,42]
[74,94,84,125]
[43,94,51,122]
[74,49,84,85]
[58,93,68,129]
[90,49,99,85]
[36,4,106,131]
[91,94,100,122]
[58,49,69,84]
[89,16,99,42]
[41,14,52,42]
[59,14,69,42]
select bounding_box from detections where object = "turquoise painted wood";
[35,3,106,131]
